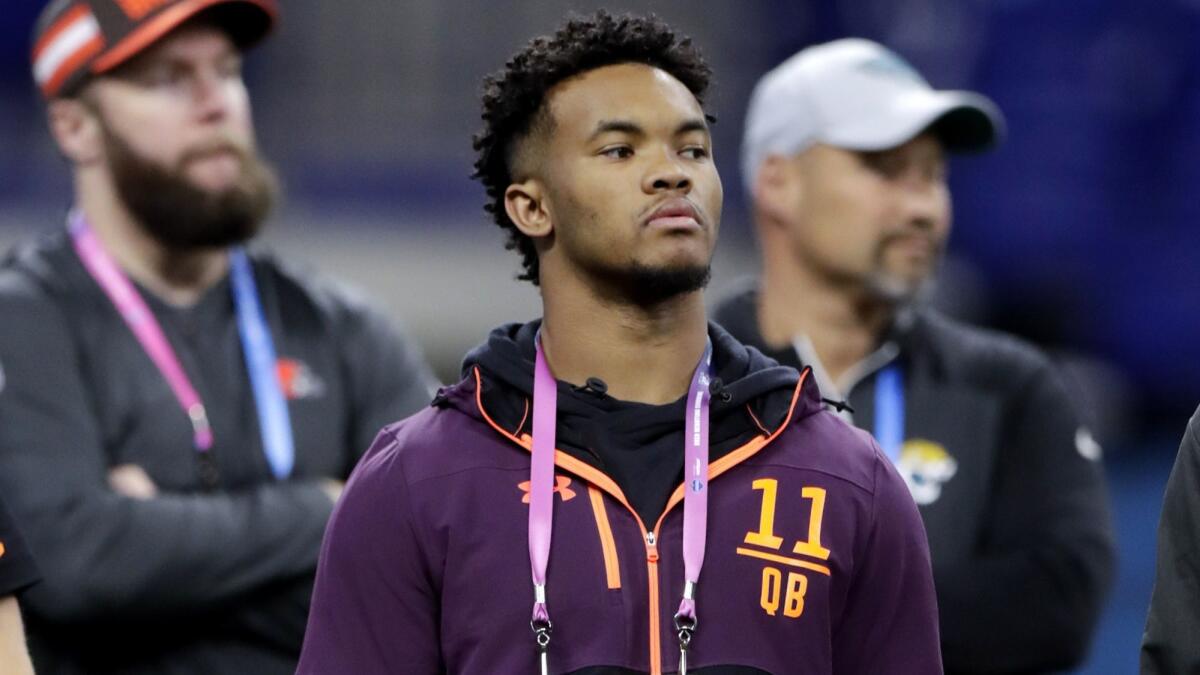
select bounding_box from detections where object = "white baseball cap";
[741,38,1004,192]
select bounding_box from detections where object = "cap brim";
[92,0,277,74]
[824,90,1005,154]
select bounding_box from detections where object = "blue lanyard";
[230,250,295,479]
[873,364,905,463]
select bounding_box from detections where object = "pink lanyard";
[529,334,713,675]
[69,213,294,486]
[69,213,214,455]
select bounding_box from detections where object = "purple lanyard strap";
[529,335,557,674]
[674,341,713,674]
[529,334,712,675]
[69,214,214,452]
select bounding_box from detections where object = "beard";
[588,257,712,307]
[864,234,943,305]
[865,269,935,305]
[551,190,716,306]
[102,122,279,251]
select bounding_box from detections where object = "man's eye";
[860,154,904,178]
[219,60,244,80]
[600,146,633,159]
[680,146,709,160]
[142,67,185,87]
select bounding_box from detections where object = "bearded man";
[0,1,436,672]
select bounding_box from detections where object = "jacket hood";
[446,320,819,467]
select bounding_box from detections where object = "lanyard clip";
[674,612,696,675]
[531,618,552,675]
[187,403,213,451]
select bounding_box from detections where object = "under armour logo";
[518,476,577,503]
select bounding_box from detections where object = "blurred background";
[3,0,1197,671]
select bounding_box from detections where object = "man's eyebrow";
[587,117,712,142]
[588,120,644,142]
[675,118,711,136]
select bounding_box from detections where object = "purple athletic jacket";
[297,323,941,674]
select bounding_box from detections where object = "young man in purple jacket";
[298,12,942,674]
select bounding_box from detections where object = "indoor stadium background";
[2,1,1196,672]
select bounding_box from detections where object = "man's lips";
[184,146,241,164]
[880,226,939,249]
[643,199,702,230]
[886,234,938,256]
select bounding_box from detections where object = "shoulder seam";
[385,427,439,587]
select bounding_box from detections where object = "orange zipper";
[646,530,662,675]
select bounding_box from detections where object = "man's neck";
[540,274,709,406]
[78,175,229,307]
[758,260,893,386]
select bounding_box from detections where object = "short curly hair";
[472,10,712,285]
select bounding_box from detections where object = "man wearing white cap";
[715,38,1115,673]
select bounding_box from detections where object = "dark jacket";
[1142,405,1200,674]
[0,231,437,674]
[0,493,39,597]
[714,285,1116,674]
[297,321,942,674]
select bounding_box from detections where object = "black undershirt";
[467,320,800,529]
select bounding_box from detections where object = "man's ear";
[753,154,801,225]
[47,96,104,165]
[504,179,553,239]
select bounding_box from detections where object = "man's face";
[772,134,950,302]
[84,21,277,249]
[536,63,723,304]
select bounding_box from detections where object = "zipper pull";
[646,531,659,562]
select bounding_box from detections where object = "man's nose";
[643,149,692,193]
[191,69,233,124]
[895,173,947,232]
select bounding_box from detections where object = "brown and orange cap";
[31,0,278,99]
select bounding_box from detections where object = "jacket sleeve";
[935,362,1116,673]
[833,449,943,674]
[336,298,439,466]
[0,494,39,597]
[1141,406,1200,674]
[0,293,335,624]
[216,575,316,654]
[297,428,443,674]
